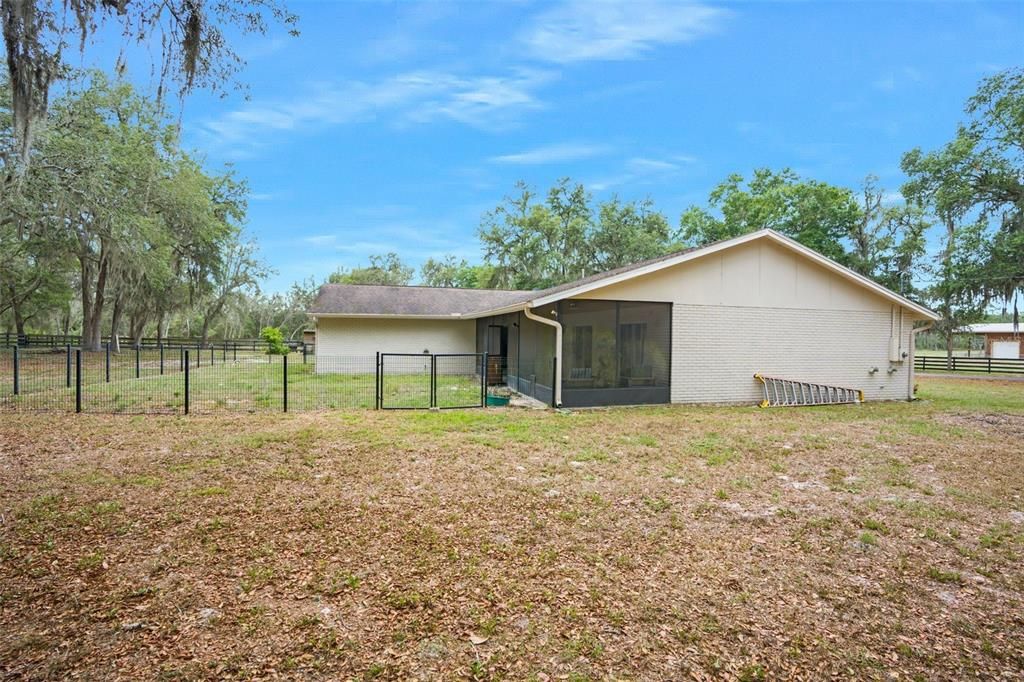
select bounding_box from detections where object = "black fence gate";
[377,352,487,410]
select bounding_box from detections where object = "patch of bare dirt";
[938,411,1024,438]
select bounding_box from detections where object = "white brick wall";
[315,317,475,374]
[672,304,914,404]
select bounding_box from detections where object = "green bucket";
[486,394,510,407]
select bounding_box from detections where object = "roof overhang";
[461,303,530,319]
[311,313,471,321]
[312,306,533,321]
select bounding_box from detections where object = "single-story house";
[961,323,1022,359]
[309,229,940,407]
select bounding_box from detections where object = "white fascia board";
[462,303,530,320]
[311,313,470,321]
[313,305,533,321]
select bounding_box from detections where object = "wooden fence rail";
[2,333,306,352]
[915,355,1024,375]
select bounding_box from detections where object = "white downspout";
[523,306,562,407]
[909,321,933,401]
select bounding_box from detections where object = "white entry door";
[992,340,1021,359]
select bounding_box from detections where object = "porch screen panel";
[559,299,670,406]
[515,312,556,405]
[620,302,670,388]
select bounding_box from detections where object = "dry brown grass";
[1,376,1023,680]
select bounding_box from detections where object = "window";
[570,325,593,370]
[618,323,647,377]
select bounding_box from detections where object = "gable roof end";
[525,229,940,321]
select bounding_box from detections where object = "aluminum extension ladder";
[754,373,864,408]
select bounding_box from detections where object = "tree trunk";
[80,258,97,350]
[130,314,146,347]
[110,291,124,353]
[200,298,228,347]
[200,316,212,347]
[943,217,955,371]
[86,255,109,351]
[13,301,26,339]
[4,283,27,338]
[61,305,70,337]
[78,238,111,352]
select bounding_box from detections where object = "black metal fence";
[378,353,487,410]
[1,332,307,352]
[915,355,1024,375]
[0,347,494,414]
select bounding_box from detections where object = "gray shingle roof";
[308,246,702,317]
[309,283,533,316]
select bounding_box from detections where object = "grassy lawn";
[1,376,1023,679]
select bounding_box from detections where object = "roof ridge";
[321,282,530,293]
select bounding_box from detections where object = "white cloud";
[303,234,337,246]
[490,142,611,165]
[522,1,726,63]
[406,70,553,127]
[358,2,458,65]
[332,240,400,254]
[590,154,693,191]
[626,157,678,173]
[197,69,553,151]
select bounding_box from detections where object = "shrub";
[260,327,289,355]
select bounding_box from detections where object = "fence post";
[303,343,307,365]
[430,354,437,408]
[134,345,140,379]
[283,354,288,413]
[105,342,111,382]
[12,346,19,395]
[481,352,488,408]
[223,342,227,363]
[375,352,381,410]
[210,346,214,366]
[66,344,71,388]
[184,350,190,415]
[988,357,992,374]
[551,356,557,408]
[75,349,82,413]
[233,345,237,362]
[160,344,164,375]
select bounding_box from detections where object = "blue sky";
[165,1,1024,292]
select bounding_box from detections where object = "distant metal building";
[963,323,1023,359]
